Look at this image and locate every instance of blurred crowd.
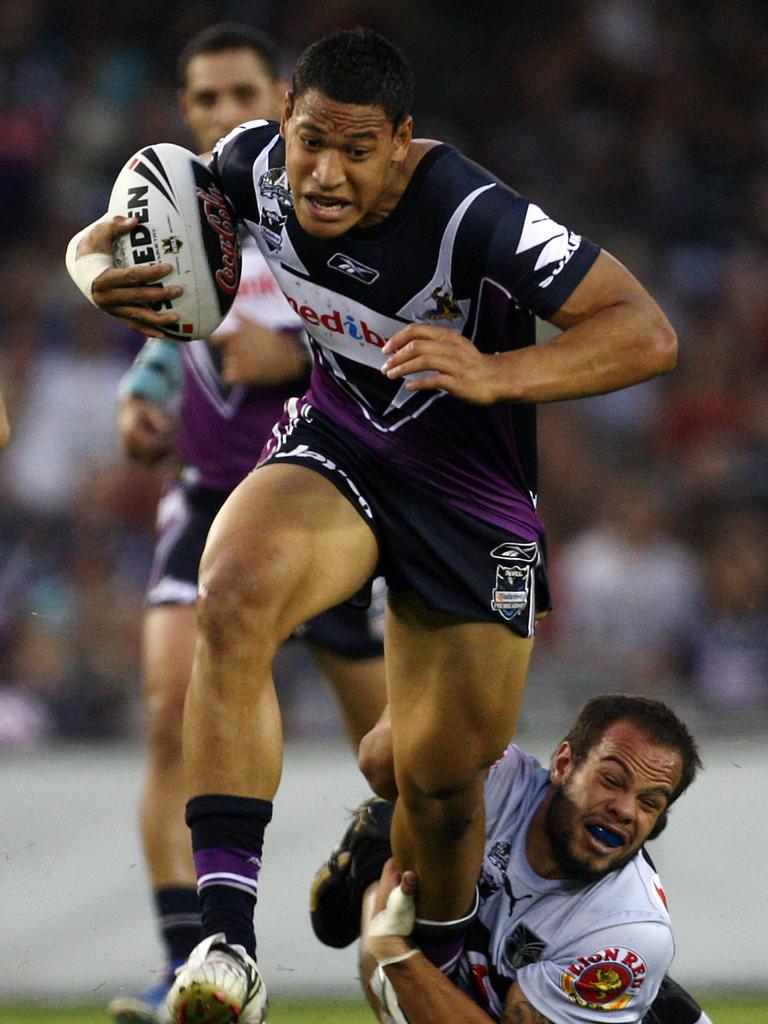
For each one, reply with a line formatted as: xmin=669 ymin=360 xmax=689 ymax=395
xmin=0 ymin=0 xmax=766 ymax=747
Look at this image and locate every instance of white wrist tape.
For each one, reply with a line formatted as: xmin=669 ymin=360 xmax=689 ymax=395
xmin=368 ymin=883 xmax=416 ymax=938
xmin=377 ymin=948 xmax=419 ymax=968
xmin=65 ymin=224 xmax=114 ymax=305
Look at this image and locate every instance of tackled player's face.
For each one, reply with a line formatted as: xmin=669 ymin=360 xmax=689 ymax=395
xmin=180 ymin=49 xmax=285 ymax=154
xmin=281 ymin=88 xmax=412 ymax=238
xmin=543 ymin=721 xmax=682 ymax=881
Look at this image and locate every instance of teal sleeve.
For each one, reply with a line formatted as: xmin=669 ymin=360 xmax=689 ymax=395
xmin=117 ymin=338 xmax=183 ymax=407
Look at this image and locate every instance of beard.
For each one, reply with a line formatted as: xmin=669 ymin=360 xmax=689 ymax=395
xmin=543 ymin=783 xmax=638 ymax=882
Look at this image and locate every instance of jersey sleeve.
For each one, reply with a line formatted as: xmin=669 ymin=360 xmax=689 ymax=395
xmin=478 ymin=187 xmax=601 ymax=320
xmin=484 ymin=745 xmax=540 ymax=832
xmin=515 ymin=919 xmax=674 ymax=1024
xmin=211 ymin=119 xmax=280 ymax=225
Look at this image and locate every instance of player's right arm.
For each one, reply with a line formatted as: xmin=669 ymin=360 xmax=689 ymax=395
xmin=68 ymin=216 xmax=183 ymax=337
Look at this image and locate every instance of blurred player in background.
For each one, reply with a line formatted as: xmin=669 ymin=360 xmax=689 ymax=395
xmin=107 ymin=24 xmax=386 ymax=1024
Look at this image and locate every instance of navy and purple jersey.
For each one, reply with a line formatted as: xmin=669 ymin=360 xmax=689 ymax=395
xmin=212 ymin=120 xmax=600 ymax=539
xmin=177 ymin=236 xmax=305 ymax=491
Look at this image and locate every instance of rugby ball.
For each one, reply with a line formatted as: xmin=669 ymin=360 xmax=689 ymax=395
xmin=108 ymin=143 xmax=241 ymax=340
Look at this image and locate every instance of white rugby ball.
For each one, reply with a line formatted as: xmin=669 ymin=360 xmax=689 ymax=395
xmin=108 ymin=143 xmax=241 ymax=340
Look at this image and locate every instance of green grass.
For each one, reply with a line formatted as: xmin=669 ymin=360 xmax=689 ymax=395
xmin=0 ymin=998 xmax=371 ymax=1024
xmin=0 ymin=992 xmax=766 ymax=1022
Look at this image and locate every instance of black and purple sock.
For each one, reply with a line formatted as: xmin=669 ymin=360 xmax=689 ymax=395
xmin=154 ymin=885 xmax=202 ymax=968
xmin=186 ymin=794 xmax=273 ymax=958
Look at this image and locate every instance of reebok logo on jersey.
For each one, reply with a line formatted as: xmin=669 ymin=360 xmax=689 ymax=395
xmin=561 ymin=946 xmax=647 ymax=1011
xmin=327 ymin=252 xmax=380 ymax=284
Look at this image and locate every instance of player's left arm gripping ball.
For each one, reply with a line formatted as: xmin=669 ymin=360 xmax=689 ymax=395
xmin=381 ymin=325 xmax=502 ymax=405
xmin=67 ymin=215 xmax=183 ymax=338
xmin=66 ymin=143 xmax=242 ymax=341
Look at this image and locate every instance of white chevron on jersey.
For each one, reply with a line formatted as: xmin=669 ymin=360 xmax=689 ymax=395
xmin=515 ymin=203 xmax=580 ymax=282
xmin=396 ymin=183 xmax=494 ymax=329
xmin=248 ymin=136 xmax=310 ymax=276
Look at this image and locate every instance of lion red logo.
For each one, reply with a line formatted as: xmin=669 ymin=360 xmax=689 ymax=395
xmin=561 ymin=946 xmax=647 ymax=1011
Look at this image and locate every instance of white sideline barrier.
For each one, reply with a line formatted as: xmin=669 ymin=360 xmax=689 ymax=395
xmin=0 ymin=736 xmax=765 ymax=999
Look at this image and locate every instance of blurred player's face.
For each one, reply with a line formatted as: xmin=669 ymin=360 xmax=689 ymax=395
xmin=180 ymin=48 xmax=285 ymax=154
xmin=280 ymin=88 xmax=412 ymax=238
xmin=541 ymin=720 xmax=682 ymax=881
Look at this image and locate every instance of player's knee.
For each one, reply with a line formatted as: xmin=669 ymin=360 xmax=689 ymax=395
xmin=399 ymin=773 xmax=481 ymax=842
xmin=196 ymin=552 xmax=283 ymax=654
xmin=395 ymin=728 xmax=495 ymax=799
xmin=358 ymin=725 xmax=397 ymax=800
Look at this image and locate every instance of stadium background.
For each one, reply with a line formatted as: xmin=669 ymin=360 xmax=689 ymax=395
xmin=0 ymin=0 xmax=766 ymax=1018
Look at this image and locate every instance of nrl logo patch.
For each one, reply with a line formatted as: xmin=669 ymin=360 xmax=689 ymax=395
xmin=327 ymin=252 xmax=379 ymax=284
xmin=161 ymin=236 xmax=183 ymax=255
xmin=489 ymin=542 xmax=539 ymax=621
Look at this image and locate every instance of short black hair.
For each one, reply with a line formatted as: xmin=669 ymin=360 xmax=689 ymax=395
xmin=291 ymin=27 xmax=413 ymax=128
xmin=561 ymin=694 xmax=702 ymax=806
xmin=177 ymin=22 xmax=281 ymax=87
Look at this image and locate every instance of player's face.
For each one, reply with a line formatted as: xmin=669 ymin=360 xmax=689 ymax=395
xmin=180 ymin=49 xmax=285 ymax=154
xmin=543 ymin=720 xmax=682 ymax=880
xmin=280 ymin=88 xmax=412 ymax=238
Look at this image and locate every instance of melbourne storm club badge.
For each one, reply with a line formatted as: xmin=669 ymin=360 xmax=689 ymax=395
xmin=489 ymin=542 xmax=539 ymax=621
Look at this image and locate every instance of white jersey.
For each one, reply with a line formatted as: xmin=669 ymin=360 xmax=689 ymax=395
xmin=453 ymin=747 xmax=674 ymax=1023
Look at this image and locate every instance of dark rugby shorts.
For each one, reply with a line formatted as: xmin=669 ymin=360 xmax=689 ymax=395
xmin=146 ymin=479 xmax=384 ymax=659
xmin=259 ymin=406 xmax=551 ymax=638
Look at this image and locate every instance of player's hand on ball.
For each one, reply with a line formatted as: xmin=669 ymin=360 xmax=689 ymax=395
xmin=82 ymin=217 xmax=183 ymax=338
xmin=381 ymin=324 xmax=502 ymax=405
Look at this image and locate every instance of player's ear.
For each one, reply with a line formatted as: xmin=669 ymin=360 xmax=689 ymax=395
xmin=550 ymin=741 xmax=573 ymax=783
xmin=392 ymin=115 xmax=412 ymax=162
xmin=279 ymin=91 xmax=295 ymax=137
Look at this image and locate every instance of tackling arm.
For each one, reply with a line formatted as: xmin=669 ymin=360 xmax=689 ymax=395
xmin=365 ymin=861 xmax=554 ymax=1024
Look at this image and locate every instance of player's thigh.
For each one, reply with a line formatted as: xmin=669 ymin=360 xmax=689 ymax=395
xmin=385 ymin=590 xmax=532 ymax=790
xmin=142 ymin=603 xmax=198 ymax=752
xmin=200 ymin=462 xmax=380 ymax=633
